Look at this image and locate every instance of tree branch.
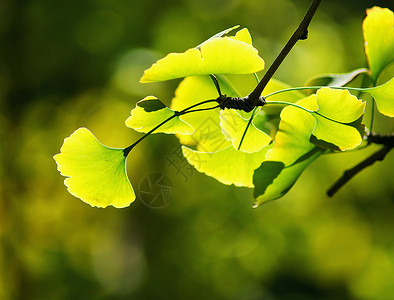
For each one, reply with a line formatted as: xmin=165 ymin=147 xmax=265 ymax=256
xmin=248 ymin=0 xmax=322 ymax=105
xmin=326 ymin=144 xmax=393 ymax=197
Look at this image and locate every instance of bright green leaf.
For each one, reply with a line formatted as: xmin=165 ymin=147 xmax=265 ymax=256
xmin=312 ymin=88 xmax=366 ymax=151
xmin=253 ymin=147 xmax=323 ymax=206
xmin=219 ymin=109 xmax=271 ymax=153
xmin=253 ymin=96 xmax=323 ymax=205
xmin=365 ymin=77 xmax=394 ymax=117
xmin=363 ymin=7 xmax=394 ymax=81
xmin=140 ymin=28 xmax=264 ymax=83
xmin=54 ymin=128 xmax=135 ymax=208
xmin=305 ymin=68 xmax=369 ymax=90
xmin=125 ymin=96 xmax=194 ymax=135
xmin=182 ymin=144 xmax=271 ymax=188
xmin=268 ymin=95 xmax=318 ymax=165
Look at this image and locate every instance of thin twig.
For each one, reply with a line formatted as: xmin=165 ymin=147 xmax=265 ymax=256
xmin=326 ymin=145 xmax=393 ymax=197
xmin=248 ymin=0 xmax=322 ymax=105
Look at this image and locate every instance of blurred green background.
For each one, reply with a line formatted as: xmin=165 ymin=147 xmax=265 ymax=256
xmin=1 ymin=0 xmax=394 ymax=299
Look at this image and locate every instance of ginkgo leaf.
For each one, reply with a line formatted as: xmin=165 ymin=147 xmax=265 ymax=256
xmin=253 ymin=95 xmax=324 ymax=205
xmin=219 ymin=109 xmax=271 ymax=153
xmin=305 ymin=68 xmax=369 ymax=90
xmin=125 ymin=96 xmax=194 ymax=135
xmin=140 ymin=28 xmax=264 ymax=83
xmin=54 ymin=128 xmax=135 ymax=208
xmin=363 ymin=7 xmax=394 ymax=81
xmin=268 ymin=95 xmax=318 ymax=165
xmin=364 ymin=77 xmax=394 ymax=117
xmin=311 ymin=88 xmax=366 ymax=151
xmin=182 ymin=144 xmax=271 ymax=188
xmin=253 ymin=147 xmax=323 ymax=206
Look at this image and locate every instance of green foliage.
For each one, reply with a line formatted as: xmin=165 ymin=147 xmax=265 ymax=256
xmin=140 ymin=28 xmax=264 ymax=82
xmin=219 ymin=109 xmax=271 ymax=153
xmin=125 ymin=96 xmax=194 ymax=134
xmin=54 ymin=6 xmax=393 ymax=208
xmin=365 ymin=77 xmax=394 ymax=117
xmin=54 ymin=128 xmax=135 ymax=208
xmin=363 ymin=7 xmax=394 ymax=82
xmin=311 ymin=88 xmax=366 ymax=151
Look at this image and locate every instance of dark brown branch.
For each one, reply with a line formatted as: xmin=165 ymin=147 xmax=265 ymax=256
xmin=367 ymin=133 xmax=394 ymax=146
xmin=247 ymin=0 xmax=322 ymax=105
xmin=326 ymin=145 xmax=393 ymax=197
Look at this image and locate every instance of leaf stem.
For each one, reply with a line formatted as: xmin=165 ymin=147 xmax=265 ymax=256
xmin=237 ymin=107 xmax=259 ymax=150
xmin=123 ymin=99 xmax=218 ymax=156
xmin=264 ymin=100 xmax=314 ymax=113
xmin=264 ymin=85 xmax=365 ymax=98
xmin=247 ymin=0 xmax=322 ymax=105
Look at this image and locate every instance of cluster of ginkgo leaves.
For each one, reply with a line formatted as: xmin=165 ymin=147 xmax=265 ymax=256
xmin=54 ymin=6 xmax=394 ymax=208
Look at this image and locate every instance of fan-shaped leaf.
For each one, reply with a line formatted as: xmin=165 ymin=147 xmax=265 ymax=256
xmin=363 ymin=7 xmax=394 ymax=81
xmin=253 ymin=95 xmax=323 ymax=205
xmin=365 ymin=77 xmax=394 ymax=117
xmin=253 ymin=147 xmax=323 ymax=206
xmin=182 ymin=145 xmax=271 ymax=188
xmin=54 ymin=128 xmax=135 ymax=208
xmin=125 ymin=96 xmax=194 ymax=135
xmin=311 ymin=88 xmax=366 ymax=151
xmin=140 ymin=28 xmax=264 ymax=83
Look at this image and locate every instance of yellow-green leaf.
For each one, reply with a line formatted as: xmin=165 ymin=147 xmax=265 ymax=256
xmin=363 ymin=7 xmax=394 ymax=81
xmin=140 ymin=28 xmax=264 ymax=83
xmin=312 ymin=88 xmax=366 ymax=151
xmin=268 ymin=95 xmax=318 ymax=165
xmin=125 ymin=96 xmax=194 ymax=135
xmin=182 ymin=144 xmax=271 ymax=188
xmin=54 ymin=128 xmax=135 ymax=208
xmin=253 ymin=96 xmax=323 ymax=205
xmin=219 ymin=109 xmax=271 ymax=153
xmin=365 ymin=77 xmax=394 ymax=117
xmin=253 ymin=147 xmax=323 ymax=206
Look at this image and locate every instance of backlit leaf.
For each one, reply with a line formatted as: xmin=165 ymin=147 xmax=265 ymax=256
xmin=365 ymin=77 xmax=394 ymax=117
xmin=219 ymin=109 xmax=271 ymax=153
xmin=140 ymin=28 xmax=264 ymax=83
xmin=312 ymin=88 xmax=366 ymax=151
xmin=182 ymin=145 xmax=271 ymax=188
xmin=54 ymin=128 xmax=135 ymax=208
xmin=253 ymin=147 xmax=323 ymax=206
xmin=363 ymin=7 xmax=394 ymax=81
xmin=253 ymin=95 xmax=323 ymax=205
xmin=125 ymin=96 xmax=194 ymax=135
